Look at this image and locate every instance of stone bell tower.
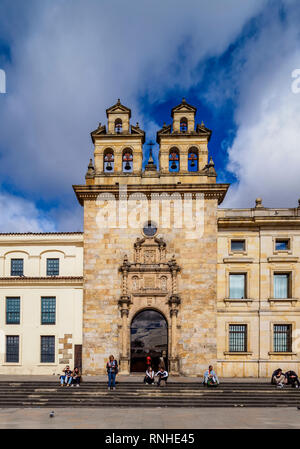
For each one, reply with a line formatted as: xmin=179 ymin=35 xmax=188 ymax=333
xmin=74 ymin=98 xmax=229 ymax=376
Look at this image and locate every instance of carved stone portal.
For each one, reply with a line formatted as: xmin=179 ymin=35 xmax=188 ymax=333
xmin=118 ymin=235 xmax=181 ymax=375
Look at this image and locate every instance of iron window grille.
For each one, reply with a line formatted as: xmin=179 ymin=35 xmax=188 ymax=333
xmin=41 ymin=336 xmax=55 ymax=363
xmin=46 ymin=258 xmax=59 ymax=276
xmin=6 ymin=297 xmax=20 ymax=324
xmin=10 ymin=259 xmax=24 ymax=276
xmin=274 ymin=324 xmax=292 ymax=352
xmin=6 ymin=336 xmax=19 ymax=362
xmin=41 ymin=297 xmax=56 ymax=324
xmin=229 ymin=324 xmax=247 ymax=352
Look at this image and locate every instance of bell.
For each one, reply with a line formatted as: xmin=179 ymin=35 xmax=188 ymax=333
xmin=125 ymin=161 xmax=131 ymax=171
xmin=171 ymin=161 xmax=177 ymax=170
xmin=190 ymin=160 xmax=195 ymax=167
xmin=106 ymin=162 xmax=112 ymax=171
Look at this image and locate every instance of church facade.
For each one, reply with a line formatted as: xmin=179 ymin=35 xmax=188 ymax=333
xmin=73 ymin=99 xmax=300 ymax=378
xmin=0 ymin=99 xmax=300 ymax=377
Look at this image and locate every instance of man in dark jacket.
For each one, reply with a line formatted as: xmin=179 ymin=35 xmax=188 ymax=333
xmin=285 ymin=370 xmax=300 ymax=388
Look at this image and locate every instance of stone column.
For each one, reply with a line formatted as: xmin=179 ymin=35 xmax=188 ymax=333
xmin=118 ymin=254 xmax=131 ymax=374
xmin=168 ymin=295 xmax=180 ymax=375
xmin=168 ymin=255 xmax=181 ymax=374
xmin=118 ymin=295 xmax=131 ymax=374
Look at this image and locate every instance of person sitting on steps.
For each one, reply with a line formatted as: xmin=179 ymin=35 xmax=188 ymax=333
xmin=144 ymin=366 xmax=155 ymax=385
xmin=60 ymin=365 xmax=72 ymax=387
xmin=156 ymin=367 xmax=168 ymax=387
xmin=203 ymin=365 xmax=219 ymax=387
xmin=271 ymin=368 xmax=286 ymax=388
xmin=71 ymin=367 xmax=81 ymax=387
xmin=285 ymin=370 xmax=300 ymax=388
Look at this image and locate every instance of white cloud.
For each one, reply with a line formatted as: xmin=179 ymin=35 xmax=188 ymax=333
xmin=0 ymin=190 xmax=56 ymax=232
xmin=0 ymin=0 xmax=266 ymax=231
xmin=221 ymin=3 xmax=300 ymax=208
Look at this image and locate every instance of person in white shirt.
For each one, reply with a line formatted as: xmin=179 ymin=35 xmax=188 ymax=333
xmin=156 ymin=367 xmax=168 ymax=386
xmin=203 ymin=365 xmax=219 ymax=387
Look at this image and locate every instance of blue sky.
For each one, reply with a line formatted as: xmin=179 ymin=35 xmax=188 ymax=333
xmin=0 ymin=0 xmax=300 ymax=232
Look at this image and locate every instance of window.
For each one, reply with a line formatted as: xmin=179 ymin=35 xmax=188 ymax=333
xmin=274 ymin=273 xmax=290 ymax=299
xmin=188 ymin=148 xmax=198 ymax=172
xmin=275 ymin=239 xmax=290 ymax=251
xmin=229 ymin=274 xmax=246 ymax=299
xmin=169 ymin=148 xmax=180 ymax=172
xmin=231 ymin=240 xmax=245 ymax=252
xmin=180 ymin=118 xmax=188 ymax=133
xmin=6 ymin=336 xmax=19 ymax=362
xmin=46 ymin=258 xmax=59 ymax=276
xmin=11 ymin=259 xmax=24 ymax=276
xmin=41 ymin=297 xmax=56 ymax=324
xmin=229 ymin=325 xmax=247 ymax=352
xmin=41 ymin=336 xmax=55 ymax=363
xmin=115 ymin=118 xmax=122 ymax=133
xmin=143 ymin=221 xmax=157 ymax=237
xmin=6 ymin=297 xmax=20 ymax=324
xmin=122 ymin=149 xmax=133 ymax=172
xmin=104 ymin=149 xmax=114 ymax=172
xmin=274 ymin=324 xmax=292 ymax=352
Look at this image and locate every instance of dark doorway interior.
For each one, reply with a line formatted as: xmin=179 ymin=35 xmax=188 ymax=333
xmin=74 ymin=344 xmax=82 ymax=371
xmin=130 ymin=309 xmax=168 ymax=372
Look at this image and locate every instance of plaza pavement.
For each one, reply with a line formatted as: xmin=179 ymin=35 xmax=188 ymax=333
xmin=0 ymin=407 xmax=299 ymax=429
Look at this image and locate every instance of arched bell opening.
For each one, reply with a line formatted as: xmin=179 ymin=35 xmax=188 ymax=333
xmin=103 ymin=148 xmax=114 ymax=172
xmin=122 ymin=148 xmax=133 ymax=173
xmin=188 ymin=147 xmax=198 ymax=172
xmin=169 ymin=147 xmax=180 ymax=173
xmin=114 ymin=118 xmax=123 ymax=133
xmin=180 ymin=117 xmax=188 ymax=133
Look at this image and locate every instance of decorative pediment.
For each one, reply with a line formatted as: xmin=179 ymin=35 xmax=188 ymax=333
xmin=196 ymin=123 xmax=212 ymax=140
xmin=156 ymin=124 xmax=172 ymax=143
xmin=131 ymin=124 xmax=146 ymax=143
xmin=171 ymin=98 xmax=197 ymax=117
xmin=90 ymin=123 xmax=106 ymax=143
xmin=106 ymin=99 xmax=131 ymax=118
xmin=119 ymin=235 xmax=180 ymax=298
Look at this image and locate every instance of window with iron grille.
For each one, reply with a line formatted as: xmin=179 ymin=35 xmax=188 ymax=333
xmin=46 ymin=258 xmax=59 ymax=276
xmin=274 ymin=324 xmax=292 ymax=352
xmin=6 ymin=297 xmax=20 ymax=324
xmin=6 ymin=336 xmax=19 ymax=362
xmin=41 ymin=336 xmax=55 ymax=363
xmin=41 ymin=297 xmax=56 ymax=324
xmin=10 ymin=259 xmax=24 ymax=276
xmin=229 ymin=324 xmax=247 ymax=352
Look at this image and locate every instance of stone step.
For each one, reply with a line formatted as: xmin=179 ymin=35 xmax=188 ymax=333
xmin=0 ymin=382 xmax=299 ymax=407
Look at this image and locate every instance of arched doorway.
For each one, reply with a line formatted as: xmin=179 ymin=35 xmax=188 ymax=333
xmin=130 ymin=309 xmax=168 ymax=373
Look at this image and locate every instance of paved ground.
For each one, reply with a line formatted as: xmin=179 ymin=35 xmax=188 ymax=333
xmin=0 ymin=407 xmax=299 ymax=429
xmin=0 ymin=375 xmax=270 ymax=383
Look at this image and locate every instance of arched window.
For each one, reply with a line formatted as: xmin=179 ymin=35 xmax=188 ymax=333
xmin=104 ymin=149 xmax=114 ymax=172
xmin=188 ymin=147 xmax=198 ymax=172
xmin=180 ymin=118 xmax=188 ymax=133
xmin=123 ymin=148 xmax=133 ymax=172
xmin=169 ymin=148 xmax=180 ymax=172
xmin=115 ymin=118 xmax=122 ymax=133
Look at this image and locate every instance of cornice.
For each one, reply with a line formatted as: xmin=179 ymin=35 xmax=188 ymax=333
xmin=0 ymin=276 xmax=83 ymax=286
xmin=73 ymin=183 xmax=230 ymax=206
xmin=218 ymin=216 xmax=300 ymax=229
